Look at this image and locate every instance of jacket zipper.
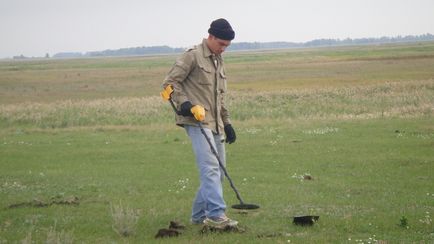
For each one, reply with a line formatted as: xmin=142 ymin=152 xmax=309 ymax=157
xmin=213 ymin=57 xmax=220 ymax=135
xmin=214 ymin=69 xmax=220 ymax=135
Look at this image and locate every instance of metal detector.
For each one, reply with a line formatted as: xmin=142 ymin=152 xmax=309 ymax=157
xmin=161 ymin=85 xmax=260 ymax=210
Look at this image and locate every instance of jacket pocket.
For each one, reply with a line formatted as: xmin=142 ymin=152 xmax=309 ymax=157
xmin=197 ymin=64 xmax=214 ymax=85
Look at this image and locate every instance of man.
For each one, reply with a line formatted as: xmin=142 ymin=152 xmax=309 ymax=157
xmin=162 ymin=18 xmax=237 ymax=228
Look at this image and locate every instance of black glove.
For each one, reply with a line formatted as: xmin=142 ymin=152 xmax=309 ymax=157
xmin=224 ymin=124 xmax=236 ymax=144
xmin=179 ymin=101 xmax=193 ymax=116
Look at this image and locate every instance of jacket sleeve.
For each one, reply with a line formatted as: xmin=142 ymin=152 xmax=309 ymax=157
xmin=162 ymin=51 xmax=195 ymax=106
xmin=220 ymin=66 xmax=231 ymax=125
xmin=221 ymin=98 xmax=231 ymax=125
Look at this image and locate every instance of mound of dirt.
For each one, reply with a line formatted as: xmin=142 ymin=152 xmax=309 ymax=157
xmin=154 ymin=228 xmax=181 ymax=238
xmin=200 ymin=224 xmax=245 ymax=234
xmin=155 ymin=221 xmax=185 ymax=239
xmin=7 ymin=196 xmax=79 ymax=209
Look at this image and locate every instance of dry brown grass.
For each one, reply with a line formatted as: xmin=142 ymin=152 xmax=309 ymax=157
xmin=110 ymin=201 xmax=140 ymax=237
xmin=1 ymin=43 xmax=433 ymax=128
xmin=228 ymin=55 xmax=434 ymax=91
xmin=0 ymin=56 xmax=173 ymax=104
xmin=0 ymin=95 xmax=166 ymax=128
xmin=229 ymin=79 xmax=434 ymax=121
xmin=2 ymin=42 xmax=434 ymax=105
xmin=0 ymin=79 xmax=432 ymax=129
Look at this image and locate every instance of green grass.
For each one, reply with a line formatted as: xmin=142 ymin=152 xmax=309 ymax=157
xmin=0 ymin=42 xmax=433 ymax=243
xmin=0 ymin=119 xmax=433 ymax=242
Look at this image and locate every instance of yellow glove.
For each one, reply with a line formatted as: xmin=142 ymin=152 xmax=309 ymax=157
xmin=190 ymin=105 xmax=205 ymax=122
xmin=160 ymin=85 xmax=173 ymax=101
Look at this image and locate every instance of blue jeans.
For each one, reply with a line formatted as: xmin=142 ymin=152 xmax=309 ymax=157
xmin=185 ymin=125 xmax=226 ymax=221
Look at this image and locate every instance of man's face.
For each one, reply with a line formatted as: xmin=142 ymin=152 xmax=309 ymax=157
xmin=207 ymin=35 xmax=231 ymax=55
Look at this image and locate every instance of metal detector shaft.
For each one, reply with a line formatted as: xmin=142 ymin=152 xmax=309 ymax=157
xmin=163 ymin=92 xmax=253 ymax=207
xmin=197 ymin=123 xmax=245 ymax=205
xmin=168 ymin=99 xmax=179 ymax=115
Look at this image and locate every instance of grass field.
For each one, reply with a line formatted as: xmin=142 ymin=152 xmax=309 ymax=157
xmin=0 ymin=42 xmax=433 ymax=243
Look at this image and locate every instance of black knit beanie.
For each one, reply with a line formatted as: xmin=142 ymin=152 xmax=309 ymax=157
xmin=208 ymin=18 xmax=235 ymax=41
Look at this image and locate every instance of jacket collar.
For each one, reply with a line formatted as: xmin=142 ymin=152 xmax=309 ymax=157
xmin=202 ymin=38 xmax=213 ymax=58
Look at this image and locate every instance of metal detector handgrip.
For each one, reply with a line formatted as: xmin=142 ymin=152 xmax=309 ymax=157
xmin=161 ymin=85 xmax=204 ymax=121
xmin=161 ymin=85 xmax=180 ymax=115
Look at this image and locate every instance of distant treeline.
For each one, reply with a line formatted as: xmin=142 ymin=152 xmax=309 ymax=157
xmin=52 ymin=46 xmax=184 ymax=58
xmin=229 ymin=33 xmax=434 ymax=50
xmin=50 ymin=33 xmax=434 ymax=58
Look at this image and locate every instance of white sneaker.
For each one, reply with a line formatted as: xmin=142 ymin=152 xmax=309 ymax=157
xmin=203 ymin=215 xmax=238 ymax=229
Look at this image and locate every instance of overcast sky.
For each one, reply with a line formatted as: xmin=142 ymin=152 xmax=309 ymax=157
xmin=1 ymin=0 xmax=433 ymax=58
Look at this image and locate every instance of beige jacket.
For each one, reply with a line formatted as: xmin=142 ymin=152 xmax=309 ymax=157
xmin=163 ymin=39 xmax=231 ymax=134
